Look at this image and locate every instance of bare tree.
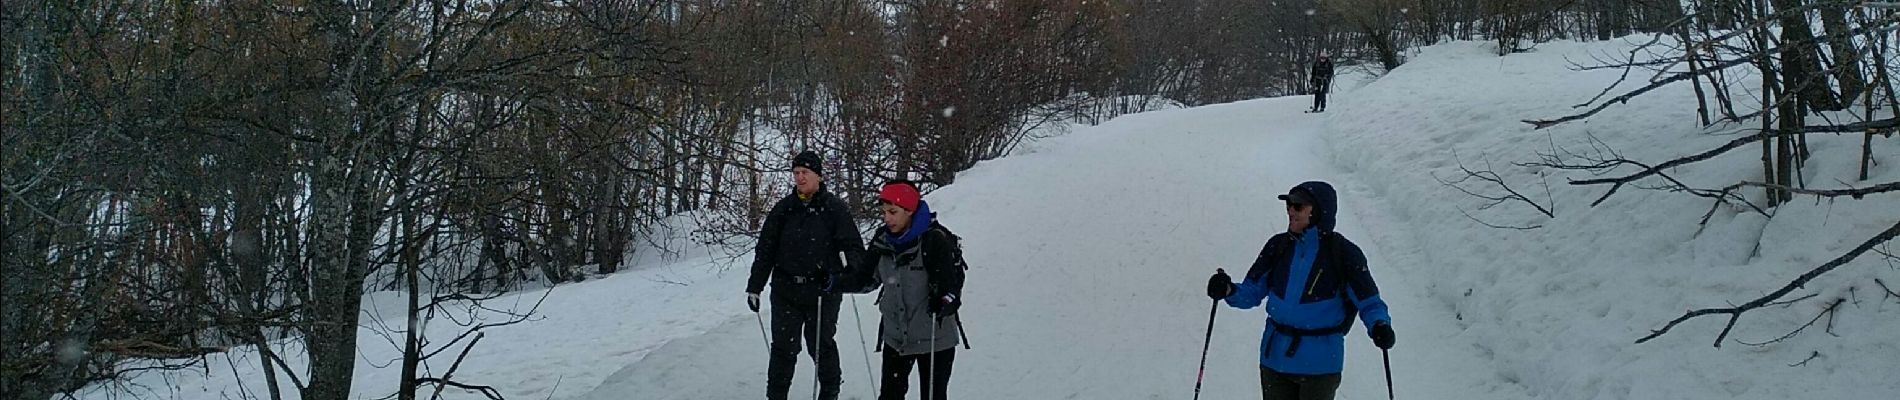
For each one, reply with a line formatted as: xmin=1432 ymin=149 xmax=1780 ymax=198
xmin=1513 ymin=1 xmax=1898 ymax=348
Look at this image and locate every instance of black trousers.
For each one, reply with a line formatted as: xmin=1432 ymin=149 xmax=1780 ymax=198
xmin=1260 ymin=366 xmax=1340 ymax=400
xmin=1311 ymin=84 xmax=1330 ymax=111
xmin=767 ymin=286 xmax=842 ymax=400
xmin=879 ymin=345 xmax=955 ymax=400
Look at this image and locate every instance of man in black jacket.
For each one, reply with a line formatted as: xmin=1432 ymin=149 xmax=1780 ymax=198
xmin=1310 ymin=54 xmax=1334 ymax=113
xmin=747 ymin=150 xmax=864 ymax=400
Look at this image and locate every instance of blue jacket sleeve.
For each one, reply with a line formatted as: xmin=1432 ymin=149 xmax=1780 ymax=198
xmin=1335 ymin=238 xmax=1391 ymax=327
xmin=1224 ymin=273 xmax=1270 ymax=309
xmin=1223 ymin=240 xmax=1278 ymax=309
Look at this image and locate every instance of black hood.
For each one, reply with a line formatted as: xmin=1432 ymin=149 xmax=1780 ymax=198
xmin=1292 ymin=181 xmax=1338 ymax=232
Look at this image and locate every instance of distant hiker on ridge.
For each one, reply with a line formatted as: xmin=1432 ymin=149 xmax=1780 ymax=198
xmin=1310 ymin=54 xmax=1334 ymax=113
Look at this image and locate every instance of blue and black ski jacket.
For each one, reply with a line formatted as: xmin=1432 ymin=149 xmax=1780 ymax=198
xmin=1222 ymin=181 xmax=1392 ymax=375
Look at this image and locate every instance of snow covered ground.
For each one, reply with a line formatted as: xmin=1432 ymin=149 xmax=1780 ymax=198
xmin=75 ymin=37 xmax=1897 ymax=400
xmin=1326 ymin=39 xmax=1899 ymax=400
xmin=579 ymin=92 xmax=1526 ymax=400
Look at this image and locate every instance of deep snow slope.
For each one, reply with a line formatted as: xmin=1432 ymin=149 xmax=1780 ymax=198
xmin=1326 ymin=39 xmax=1899 ymax=400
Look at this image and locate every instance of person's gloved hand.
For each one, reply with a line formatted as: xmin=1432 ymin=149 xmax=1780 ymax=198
xmin=825 ymin=272 xmax=863 ymax=294
xmin=1206 ymin=269 xmax=1236 ymax=300
xmin=747 ymin=292 xmax=761 ymax=313
xmin=1370 ymin=321 xmax=1395 ymax=349
xmin=930 ymin=293 xmax=961 ymax=316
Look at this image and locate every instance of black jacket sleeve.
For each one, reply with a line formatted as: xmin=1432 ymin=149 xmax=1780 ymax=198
xmin=1243 ymin=234 xmax=1287 ymax=280
xmin=830 ymin=247 xmax=883 ymax=294
xmin=828 ymin=195 xmax=866 ymax=274
xmin=747 ymin=199 xmax=788 ymax=294
xmin=921 ymin=229 xmax=965 ymax=298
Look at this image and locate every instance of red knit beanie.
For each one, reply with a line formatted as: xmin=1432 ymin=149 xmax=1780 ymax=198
xmin=878 ymin=181 xmax=921 ymax=212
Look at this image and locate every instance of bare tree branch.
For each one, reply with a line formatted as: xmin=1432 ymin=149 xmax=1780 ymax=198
xmin=1551 ymin=130 xmax=1772 ymax=207
xmin=1788 ymin=351 xmax=1821 ymax=367
xmin=1876 ymin=279 xmax=1900 ymax=301
xmin=1432 ymin=155 xmax=1556 ymax=228
xmin=1736 ymin=297 xmax=1843 ymax=346
xmin=1637 ymin=220 xmax=1900 ymax=346
xmin=422 ymin=333 xmax=495 ymax=400
xmin=1733 ymin=180 xmax=1900 ymax=199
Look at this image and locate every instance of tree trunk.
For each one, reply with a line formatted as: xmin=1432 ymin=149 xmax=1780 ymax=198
xmin=1818 ymin=6 xmax=1864 ymax=104
xmin=398 ymin=203 xmax=422 ymax=400
xmin=1594 ymin=0 xmax=1613 ymax=41
xmin=1772 ymin=0 xmax=1845 ymax=111
xmin=480 ymin=213 xmax=506 ymax=292
xmin=595 ymin=173 xmax=623 ymax=275
xmin=1756 ymin=12 xmax=1782 ymax=207
xmin=231 ymin=172 xmax=284 ymax=400
xmin=1864 ymin=82 xmax=1878 ymax=181
xmin=1682 ymin=26 xmax=1712 ymax=126
xmin=1867 ymin=10 xmax=1900 ymax=181
xmin=1778 ymin=94 xmax=1800 ymax=204
xmin=303 ymin=152 xmax=367 ymax=400
xmin=542 ymin=178 xmax=570 ymax=283
xmin=304 ymin=1 xmax=384 ymax=396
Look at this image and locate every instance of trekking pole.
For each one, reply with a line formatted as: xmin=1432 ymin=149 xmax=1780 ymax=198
xmin=929 ymin=316 xmax=939 ymax=400
xmin=851 ymin=295 xmax=878 ymax=396
xmin=1382 ymin=348 xmax=1395 ymax=400
xmin=1192 ymin=268 xmax=1223 ymax=400
xmin=954 ymin=316 xmax=971 ymax=350
xmin=755 ymin=308 xmax=770 ymax=352
xmin=813 ymin=293 xmax=824 ymax=400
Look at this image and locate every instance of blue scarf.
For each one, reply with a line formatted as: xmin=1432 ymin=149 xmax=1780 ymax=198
xmin=884 ymin=200 xmax=934 ymax=250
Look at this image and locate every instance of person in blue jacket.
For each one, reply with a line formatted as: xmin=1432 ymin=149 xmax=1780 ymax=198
xmin=1205 ymin=181 xmax=1395 ymax=399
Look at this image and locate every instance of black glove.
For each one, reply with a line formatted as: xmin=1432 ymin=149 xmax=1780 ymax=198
xmin=1370 ymin=321 xmax=1395 ymax=349
xmin=747 ymin=292 xmax=761 ymax=313
xmin=826 ymin=271 xmax=865 ymax=295
xmin=1206 ymin=269 xmax=1236 ymax=300
xmin=930 ymin=293 xmax=961 ymax=316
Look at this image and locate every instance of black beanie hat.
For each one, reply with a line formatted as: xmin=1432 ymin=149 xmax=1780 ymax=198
xmin=792 ymin=151 xmax=823 ymax=175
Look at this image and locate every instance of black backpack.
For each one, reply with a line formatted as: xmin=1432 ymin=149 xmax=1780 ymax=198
xmin=926 ymin=216 xmax=971 ymax=273
xmin=926 ymin=215 xmax=975 ymax=348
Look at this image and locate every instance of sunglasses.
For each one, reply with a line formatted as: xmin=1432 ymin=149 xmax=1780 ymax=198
xmin=1285 ymin=202 xmax=1311 ymax=211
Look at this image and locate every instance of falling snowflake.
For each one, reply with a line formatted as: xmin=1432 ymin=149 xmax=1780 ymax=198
xmin=942 ymin=107 xmax=957 ymax=118
xmin=57 ymin=338 xmax=87 ymax=364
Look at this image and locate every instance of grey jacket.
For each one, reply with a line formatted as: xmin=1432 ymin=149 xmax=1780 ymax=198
xmin=839 ymin=228 xmax=962 ymax=355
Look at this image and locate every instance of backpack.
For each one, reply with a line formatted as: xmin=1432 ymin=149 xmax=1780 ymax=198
xmin=926 ymin=214 xmax=975 ymax=349
xmin=926 ymin=215 xmax=971 ymax=273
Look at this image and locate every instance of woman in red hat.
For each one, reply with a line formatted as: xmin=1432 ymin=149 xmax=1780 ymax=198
xmin=831 ymin=180 xmax=965 ymax=400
